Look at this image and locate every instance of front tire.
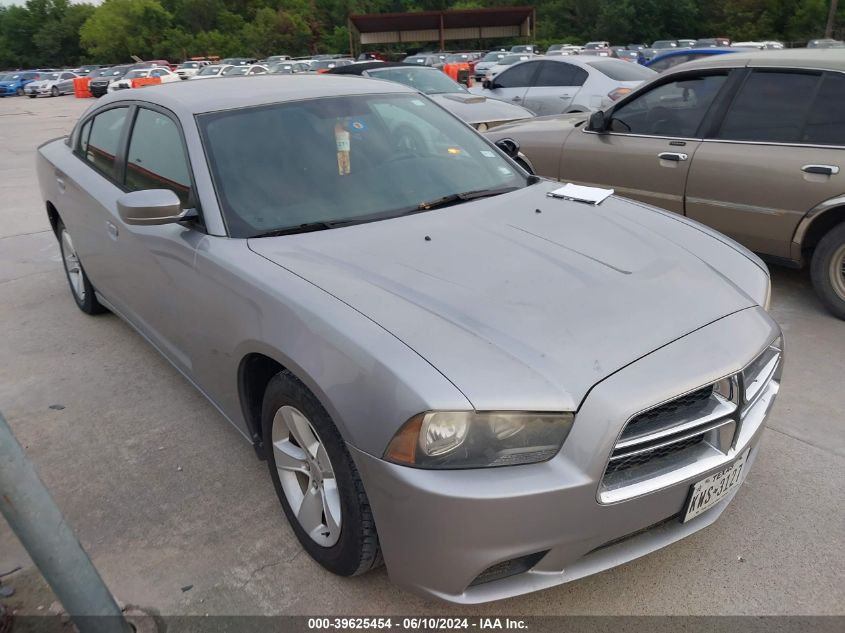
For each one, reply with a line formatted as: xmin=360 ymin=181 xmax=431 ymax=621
xmin=810 ymin=223 xmax=845 ymax=320
xmin=51 ymin=86 xmax=59 ymax=97
xmin=58 ymin=221 xmax=106 ymax=315
xmin=261 ymin=371 xmax=381 ymax=576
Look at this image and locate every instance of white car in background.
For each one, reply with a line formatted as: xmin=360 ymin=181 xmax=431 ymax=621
xmin=190 ymin=65 xmax=233 ymax=80
xmin=472 ymin=56 xmax=656 ymax=115
xmin=221 ymin=64 xmax=269 ymax=77
xmin=174 ymin=61 xmax=210 ymax=79
xmin=108 ymin=67 xmax=180 ymax=92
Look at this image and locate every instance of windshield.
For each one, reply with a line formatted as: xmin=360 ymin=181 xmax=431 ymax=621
xmin=403 ymin=56 xmax=430 ymax=65
xmin=481 ymin=52 xmax=506 ymax=62
xmin=312 ymin=60 xmax=341 ymax=70
xmin=198 ymin=66 xmax=221 ymax=75
xmin=269 ymin=63 xmax=294 ymax=73
xmin=124 ymin=70 xmax=146 ymax=78
xmin=178 ymin=62 xmax=199 ymax=69
xmin=367 ymin=67 xmax=465 ymax=94
xmin=198 ymin=94 xmax=527 ymax=238
xmin=106 ymin=67 xmax=129 ymax=77
xmin=653 ymin=41 xmax=678 ymax=49
xmin=587 ymin=60 xmax=656 ymax=81
xmin=223 ymin=66 xmax=249 ymax=76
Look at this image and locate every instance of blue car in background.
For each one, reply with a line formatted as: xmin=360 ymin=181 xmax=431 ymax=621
xmin=0 ymin=71 xmax=42 ymax=97
xmin=645 ymin=48 xmax=739 ymax=72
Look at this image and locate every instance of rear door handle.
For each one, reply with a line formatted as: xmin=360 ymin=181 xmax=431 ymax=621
xmin=658 ymin=152 xmax=688 ymax=162
xmin=54 ymin=169 xmax=66 ymax=192
xmin=802 ymin=164 xmax=839 ymax=176
xmin=512 ymin=96 xmax=522 ymax=102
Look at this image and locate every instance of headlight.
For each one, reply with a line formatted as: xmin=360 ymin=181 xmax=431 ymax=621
xmin=476 ymin=122 xmax=489 ymax=132
xmin=384 ymin=411 xmax=574 ymax=469
xmin=741 ymin=335 xmax=782 ymax=406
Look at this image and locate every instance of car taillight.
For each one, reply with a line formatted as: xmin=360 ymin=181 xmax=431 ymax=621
xmin=608 ymin=87 xmax=633 ymax=101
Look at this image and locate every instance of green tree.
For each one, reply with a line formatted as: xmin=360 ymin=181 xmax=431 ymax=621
xmin=79 ymin=0 xmax=173 ymax=61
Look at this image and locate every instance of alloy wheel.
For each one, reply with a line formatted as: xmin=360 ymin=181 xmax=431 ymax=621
xmin=60 ymin=229 xmax=86 ymax=302
xmin=271 ymin=405 xmax=342 ymax=547
xmin=831 ymin=242 xmax=845 ymax=301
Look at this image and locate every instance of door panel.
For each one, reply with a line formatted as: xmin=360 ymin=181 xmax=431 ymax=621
xmin=522 ymin=61 xmax=587 ymax=115
xmin=560 ymin=129 xmax=698 ymax=213
xmin=685 ymin=142 xmax=843 ymax=257
xmin=686 ymin=69 xmax=845 ymax=258
xmin=486 ymin=61 xmax=539 ymax=106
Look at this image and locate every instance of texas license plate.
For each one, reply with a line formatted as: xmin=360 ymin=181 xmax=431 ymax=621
xmin=682 ymin=449 xmax=749 ymax=523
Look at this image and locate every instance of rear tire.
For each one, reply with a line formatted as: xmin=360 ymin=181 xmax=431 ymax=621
xmin=28 ymin=94 xmax=36 ymax=99
xmin=57 ymin=220 xmax=107 ymax=315
xmin=261 ymin=370 xmax=382 ymax=576
xmin=16 ymin=87 xmax=24 ymax=96
xmin=810 ymin=223 xmax=845 ymax=320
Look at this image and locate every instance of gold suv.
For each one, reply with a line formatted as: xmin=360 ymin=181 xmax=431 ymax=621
xmin=487 ymin=49 xmax=845 ymax=319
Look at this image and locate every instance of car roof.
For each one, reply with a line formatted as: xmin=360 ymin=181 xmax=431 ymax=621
xmin=651 ymin=48 xmax=736 ymax=60
xmin=675 ymin=47 xmax=845 ymax=72
xmin=96 ymin=75 xmax=414 ymax=114
xmin=327 ymin=62 xmax=432 ymax=75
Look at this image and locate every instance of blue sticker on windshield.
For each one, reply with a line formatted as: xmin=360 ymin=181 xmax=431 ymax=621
xmin=350 ymin=120 xmax=367 ymax=132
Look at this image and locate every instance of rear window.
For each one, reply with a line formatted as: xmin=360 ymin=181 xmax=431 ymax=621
xmin=587 ymin=60 xmax=656 ymax=81
xmin=803 ymin=72 xmax=845 ymax=145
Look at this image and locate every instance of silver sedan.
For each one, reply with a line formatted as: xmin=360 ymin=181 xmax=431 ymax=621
xmin=24 ymin=71 xmax=79 ymax=97
xmin=37 ymin=76 xmax=781 ymax=603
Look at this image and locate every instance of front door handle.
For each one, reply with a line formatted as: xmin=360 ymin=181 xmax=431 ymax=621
xmin=512 ymin=96 xmax=522 ymax=102
xmin=658 ymin=152 xmax=688 ymax=162
xmin=802 ymin=164 xmax=840 ymax=176
xmin=106 ymin=221 xmax=118 ymax=239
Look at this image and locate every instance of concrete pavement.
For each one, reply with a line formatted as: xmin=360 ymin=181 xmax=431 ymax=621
xmin=0 ymin=95 xmax=843 ymax=616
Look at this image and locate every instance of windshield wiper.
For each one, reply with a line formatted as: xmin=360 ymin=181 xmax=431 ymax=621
xmin=417 ymin=186 xmax=519 ymax=211
xmin=250 ymin=220 xmax=353 ymax=238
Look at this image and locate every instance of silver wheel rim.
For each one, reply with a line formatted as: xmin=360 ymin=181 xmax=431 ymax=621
xmin=831 ymin=243 xmax=845 ymax=301
xmin=272 ymin=406 xmax=341 ymax=547
xmin=61 ymin=229 xmax=86 ymax=302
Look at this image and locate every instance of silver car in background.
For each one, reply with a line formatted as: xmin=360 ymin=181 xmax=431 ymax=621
xmin=37 ymin=76 xmax=781 ymax=604
xmin=24 ymin=71 xmax=79 ymax=97
xmin=473 ymin=56 xmax=657 ymax=114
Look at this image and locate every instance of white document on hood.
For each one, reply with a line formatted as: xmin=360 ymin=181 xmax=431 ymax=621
xmin=547 ymin=183 xmax=614 ymax=205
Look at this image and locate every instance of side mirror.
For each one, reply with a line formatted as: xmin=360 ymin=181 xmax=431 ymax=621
xmin=588 ymin=110 xmax=608 ymax=132
xmin=117 ymin=189 xmax=187 ymax=226
xmin=495 ymin=137 xmax=520 ymax=159
xmin=482 ymin=79 xmax=498 ymax=89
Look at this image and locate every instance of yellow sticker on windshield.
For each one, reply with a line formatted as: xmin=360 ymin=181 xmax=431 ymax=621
xmin=447 ymin=147 xmax=461 ymax=155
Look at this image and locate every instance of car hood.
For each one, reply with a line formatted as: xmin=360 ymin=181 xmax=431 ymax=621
xmin=0 ymin=81 xmax=17 ymax=87
xmin=486 ymin=112 xmax=590 ymax=141
xmin=248 ymin=182 xmax=758 ymax=412
xmin=28 ymin=80 xmax=53 ymax=88
xmin=429 ymin=93 xmax=534 ymax=125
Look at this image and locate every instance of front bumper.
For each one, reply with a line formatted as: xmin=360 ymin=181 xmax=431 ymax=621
xmin=0 ymin=86 xmax=17 ymax=96
xmin=351 ymin=307 xmax=781 ymax=603
xmin=89 ymin=83 xmax=109 ymax=97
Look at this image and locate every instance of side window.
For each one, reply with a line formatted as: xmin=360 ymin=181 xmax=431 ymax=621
xmin=125 ymin=108 xmax=192 ymax=207
xmin=77 ymin=120 xmax=92 ymax=156
xmin=802 ymin=72 xmax=845 ymax=146
xmin=534 ymin=61 xmax=587 ymax=87
xmin=495 ymin=62 xmax=539 ymax=88
xmin=84 ymin=107 xmax=129 ymax=176
xmin=151 ymin=69 xmax=165 ymax=77
xmin=716 ymin=71 xmax=820 ymax=143
xmin=610 ymin=74 xmax=727 ymax=137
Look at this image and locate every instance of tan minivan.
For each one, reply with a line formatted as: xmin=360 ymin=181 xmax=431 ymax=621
xmin=487 ymin=49 xmax=845 ymax=319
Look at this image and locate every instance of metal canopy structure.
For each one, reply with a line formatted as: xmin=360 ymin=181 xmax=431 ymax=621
xmin=348 ymin=7 xmax=536 ymax=51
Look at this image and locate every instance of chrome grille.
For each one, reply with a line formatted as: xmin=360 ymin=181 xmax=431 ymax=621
xmin=600 ymin=337 xmax=783 ymax=501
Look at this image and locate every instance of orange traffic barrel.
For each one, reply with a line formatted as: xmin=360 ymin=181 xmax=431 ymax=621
xmin=73 ymin=77 xmax=92 ymax=98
